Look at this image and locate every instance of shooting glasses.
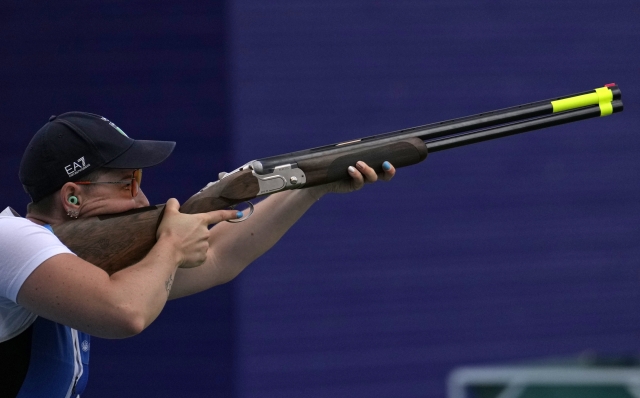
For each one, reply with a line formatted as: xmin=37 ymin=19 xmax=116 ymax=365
xmin=76 ymin=169 xmax=143 ymax=198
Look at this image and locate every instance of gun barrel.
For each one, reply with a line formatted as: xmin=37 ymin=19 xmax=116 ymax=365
xmin=426 ymin=100 xmax=624 ymax=153
xmin=253 ymin=84 xmax=622 ymax=174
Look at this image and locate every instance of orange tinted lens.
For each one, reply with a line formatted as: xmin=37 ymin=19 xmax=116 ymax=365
xmin=134 ymin=169 xmax=142 ymax=185
xmin=131 ymin=169 xmax=142 ymax=197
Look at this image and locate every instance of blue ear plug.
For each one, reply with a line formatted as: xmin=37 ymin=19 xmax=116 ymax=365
xmin=68 ymin=196 xmax=79 ymax=205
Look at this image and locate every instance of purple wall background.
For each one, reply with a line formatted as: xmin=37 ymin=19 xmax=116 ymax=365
xmin=2 ymin=1 xmax=640 ymax=397
xmin=229 ymin=1 xmax=640 ymax=397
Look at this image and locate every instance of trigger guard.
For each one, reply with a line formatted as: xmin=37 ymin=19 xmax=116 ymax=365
xmin=226 ymin=201 xmax=255 ymax=223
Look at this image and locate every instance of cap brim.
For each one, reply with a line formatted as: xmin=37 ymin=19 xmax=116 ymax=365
xmin=104 ymin=140 xmax=176 ymax=169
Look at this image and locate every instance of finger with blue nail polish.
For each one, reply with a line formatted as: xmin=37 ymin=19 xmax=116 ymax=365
xmin=378 ymin=161 xmax=395 ymax=181
xmin=236 ymin=211 xmax=243 ymax=219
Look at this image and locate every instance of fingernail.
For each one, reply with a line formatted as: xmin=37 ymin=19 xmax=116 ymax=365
xmin=382 ymin=161 xmax=391 ymax=171
xmin=356 ymin=161 xmax=365 ymax=169
xmin=348 ymin=166 xmax=357 ymax=174
xmin=236 ymin=211 xmax=243 ymax=218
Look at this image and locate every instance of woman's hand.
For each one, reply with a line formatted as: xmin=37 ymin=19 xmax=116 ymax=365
xmin=308 ymin=160 xmax=396 ymax=198
xmin=156 ymin=198 xmax=241 ymax=268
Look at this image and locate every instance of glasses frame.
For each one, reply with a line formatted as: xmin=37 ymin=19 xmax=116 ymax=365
xmin=75 ymin=169 xmax=142 ymax=198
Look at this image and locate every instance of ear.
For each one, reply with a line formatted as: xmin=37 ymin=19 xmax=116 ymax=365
xmin=60 ymin=182 xmax=83 ymax=208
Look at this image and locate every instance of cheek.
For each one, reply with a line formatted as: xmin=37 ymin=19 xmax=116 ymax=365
xmin=77 ymin=198 xmax=137 ymax=218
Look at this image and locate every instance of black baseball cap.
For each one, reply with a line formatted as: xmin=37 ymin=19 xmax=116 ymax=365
xmin=20 ymin=112 xmax=176 ymax=203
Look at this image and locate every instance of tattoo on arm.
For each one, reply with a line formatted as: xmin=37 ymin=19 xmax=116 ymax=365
xmin=165 ymin=274 xmax=174 ymax=295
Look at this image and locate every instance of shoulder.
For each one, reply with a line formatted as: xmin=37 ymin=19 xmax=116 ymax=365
xmin=0 ymin=208 xmax=73 ymax=302
xmin=0 ymin=213 xmax=58 ymax=246
xmin=0 ymin=208 xmax=73 ymax=259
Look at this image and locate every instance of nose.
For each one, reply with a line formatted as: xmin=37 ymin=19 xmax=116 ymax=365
xmin=135 ymin=189 xmax=150 ymax=207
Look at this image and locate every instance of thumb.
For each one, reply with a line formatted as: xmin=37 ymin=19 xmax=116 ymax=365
xmin=164 ymin=198 xmax=181 ymax=214
xmin=156 ymin=198 xmax=182 ymax=240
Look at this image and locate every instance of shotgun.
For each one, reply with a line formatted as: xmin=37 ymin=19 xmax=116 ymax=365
xmin=52 ymin=84 xmax=624 ymax=274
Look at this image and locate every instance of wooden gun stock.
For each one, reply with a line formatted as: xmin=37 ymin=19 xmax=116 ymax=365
xmin=53 ymin=168 xmax=260 ymax=274
xmin=54 ymin=206 xmax=165 ymax=275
